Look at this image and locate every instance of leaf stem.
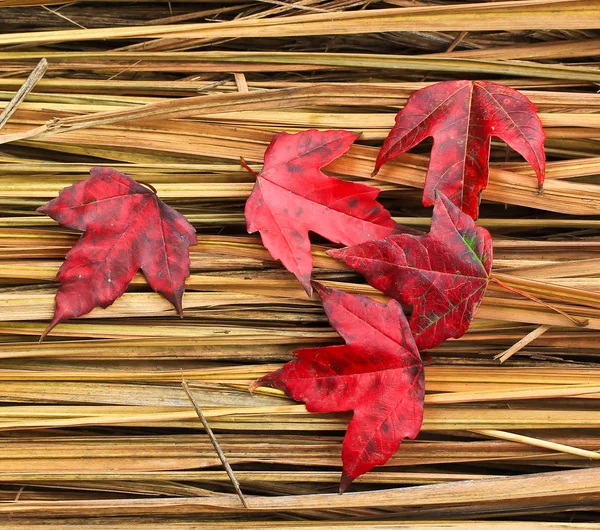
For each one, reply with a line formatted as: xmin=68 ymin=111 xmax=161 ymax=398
xmin=135 ymin=180 xmax=158 ymax=194
xmin=240 ymin=156 xmax=260 ymax=179
xmin=490 ymin=275 xmax=588 ymax=327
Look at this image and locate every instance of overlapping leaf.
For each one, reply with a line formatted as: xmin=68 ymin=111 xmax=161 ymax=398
xmin=373 ymin=80 xmax=546 ymax=219
xmin=38 ymin=167 xmax=197 ymax=339
xmin=252 ymin=283 xmax=424 ymax=492
xmin=244 ymin=129 xmax=395 ymax=294
xmin=329 ymin=194 xmax=493 ymax=350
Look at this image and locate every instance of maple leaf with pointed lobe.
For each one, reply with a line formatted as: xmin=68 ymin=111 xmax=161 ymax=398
xmin=243 ymin=129 xmax=395 ymax=294
xmin=329 ymin=193 xmax=492 ymax=351
xmin=252 ymin=283 xmax=424 ymax=493
xmin=38 ymin=167 xmax=197 ymax=339
xmin=373 ymin=80 xmax=545 ymax=219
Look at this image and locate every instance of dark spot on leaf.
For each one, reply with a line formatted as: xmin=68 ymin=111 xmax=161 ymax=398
xmin=407 ymin=364 xmax=421 ymax=380
xmin=286 ymin=161 xmax=304 ymax=174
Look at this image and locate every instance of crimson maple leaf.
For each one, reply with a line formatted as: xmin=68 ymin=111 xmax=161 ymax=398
xmin=252 ymin=283 xmax=424 ymax=493
xmin=244 ymin=129 xmax=395 ymax=294
xmin=38 ymin=167 xmax=197 ymax=339
xmin=373 ymin=80 xmax=545 ymax=219
xmin=329 ymin=193 xmax=492 ymax=351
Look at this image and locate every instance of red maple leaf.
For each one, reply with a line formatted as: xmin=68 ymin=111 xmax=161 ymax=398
xmin=252 ymin=283 xmax=424 ymax=493
xmin=372 ymin=80 xmax=545 ymax=219
xmin=38 ymin=167 xmax=197 ymax=339
xmin=243 ymin=129 xmax=395 ymax=294
xmin=329 ymin=193 xmax=492 ymax=351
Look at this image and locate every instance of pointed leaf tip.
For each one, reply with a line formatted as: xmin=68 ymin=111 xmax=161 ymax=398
xmin=303 ymin=278 xmax=313 ymax=297
xmin=39 ymin=317 xmax=60 ymax=342
xmin=174 ymin=298 xmax=184 ymax=318
xmin=248 ymin=379 xmax=261 ymax=394
xmin=339 ymin=472 xmax=353 ymax=494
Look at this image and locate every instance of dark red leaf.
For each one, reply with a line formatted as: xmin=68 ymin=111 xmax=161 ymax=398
xmin=329 ymin=193 xmax=492 ymax=351
xmin=37 ymin=167 xmax=197 ymax=339
xmin=244 ymin=129 xmax=395 ymax=294
xmin=373 ymin=80 xmax=546 ymax=219
xmin=252 ymin=282 xmax=424 ymax=492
